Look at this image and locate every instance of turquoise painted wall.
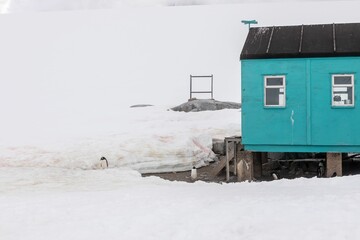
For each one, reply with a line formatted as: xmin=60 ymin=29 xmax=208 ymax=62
xmin=241 ymin=57 xmax=360 ymax=152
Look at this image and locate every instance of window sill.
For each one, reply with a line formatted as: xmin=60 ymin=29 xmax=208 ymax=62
xmin=331 ymin=105 xmax=355 ymax=109
xmin=264 ymin=106 xmax=286 ymax=109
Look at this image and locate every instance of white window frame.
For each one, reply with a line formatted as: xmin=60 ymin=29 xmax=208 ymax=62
xmin=264 ymin=75 xmax=286 ymax=107
xmin=332 ymin=74 xmax=354 ymax=107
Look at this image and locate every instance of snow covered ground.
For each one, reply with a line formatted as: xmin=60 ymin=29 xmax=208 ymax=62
xmin=1 ymin=167 xmax=360 ymax=240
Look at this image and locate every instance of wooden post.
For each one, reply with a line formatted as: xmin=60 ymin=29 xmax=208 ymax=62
xmin=261 ymin=152 xmax=268 ymax=164
xmin=237 ymin=151 xmax=254 ymax=182
xmin=253 ymin=152 xmax=262 ymax=179
xmin=226 ymin=141 xmax=230 ymax=182
xmin=224 ymin=136 xmax=242 ymax=182
xmin=326 ymin=152 xmax=342 ymax=177
xmin=234 ymin=142 xmax=237 ymax=176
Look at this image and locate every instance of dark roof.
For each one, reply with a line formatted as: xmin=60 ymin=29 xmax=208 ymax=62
xmin=240 ymin=23 xmax=360 ymax=60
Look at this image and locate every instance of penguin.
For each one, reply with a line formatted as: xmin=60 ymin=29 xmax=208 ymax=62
xmin=272 ymin=172 xmax=279 ymax=180
xmin=191 ymin=166 xmax=197 ymax=180
xmin=317 ymin=161 xmax=324 ymax=178
xmin=100 ymin=156 xmax=109 ymax=169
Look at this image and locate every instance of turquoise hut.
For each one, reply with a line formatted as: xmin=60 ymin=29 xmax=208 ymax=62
xmin=240 ymin=23 xmax=360 ymax=176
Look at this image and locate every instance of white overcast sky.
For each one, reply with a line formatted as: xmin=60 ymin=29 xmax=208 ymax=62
xmin=1 ymin=0 xmax=359 ymax=13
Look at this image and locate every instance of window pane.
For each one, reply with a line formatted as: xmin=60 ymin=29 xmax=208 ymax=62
xmin=266 ymin=88 xmax=284 ymax=106
xmin=334 ymin=76 xmax=352 ymax=85
xmin=266 ymin=77 xmax=283 ymax=86
xmin=333 ymin=86 xmax=353 ymax=105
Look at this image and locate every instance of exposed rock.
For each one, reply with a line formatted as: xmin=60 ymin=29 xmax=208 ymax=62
xmin=171 ymin=99 xmax=241 ymax=112
xmin=130 ymin=104 xmax=153 ymax=108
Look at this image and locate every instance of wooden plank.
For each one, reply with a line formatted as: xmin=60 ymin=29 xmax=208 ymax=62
xmin=210 ymin=139 xmax=241 ymax=178
xmin=211 ymin=149 xmax=235 ymax=177
xmin=211 ymin=156 xmax=227 ymax=176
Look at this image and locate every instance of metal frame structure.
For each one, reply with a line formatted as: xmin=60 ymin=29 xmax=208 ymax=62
xmin=190 ymin=74 xmax=214 ymax=100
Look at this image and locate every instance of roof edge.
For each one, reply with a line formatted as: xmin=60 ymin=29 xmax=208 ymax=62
xmin=240 ymin=52 xmax=360 ymax=60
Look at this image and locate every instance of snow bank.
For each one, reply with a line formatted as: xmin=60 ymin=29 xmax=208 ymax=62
xmin=0 ymin=107 xmax=240 ymax=173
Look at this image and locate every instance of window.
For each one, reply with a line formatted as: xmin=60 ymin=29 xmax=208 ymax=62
xmin=332 ymin=74 xmax=354 ymax=107
xmin=264 ymin=75 xmax=286 ymax=107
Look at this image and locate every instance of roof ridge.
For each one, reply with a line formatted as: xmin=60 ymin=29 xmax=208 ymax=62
xmin=250 ymin=22 xmax=360 ymax=29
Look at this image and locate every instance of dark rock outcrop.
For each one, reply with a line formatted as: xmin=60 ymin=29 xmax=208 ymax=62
xmin=130 ymin=104 xmax=153 ymax=108
xmin=171 ymin=99 xmax=241 ymax=112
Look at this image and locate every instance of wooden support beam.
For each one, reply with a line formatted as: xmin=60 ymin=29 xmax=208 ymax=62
xmin=253 ymin=152 xmax=261 ymax=179
xmin=224 ymin=137 xmax=241 ymax=182
xmin=211 ymin=156 xmax=227 ymax=177
xmin=226 ymin=141 xmax=230 ymax=182
xmin=326 ymin=152 xmax=342 ymax=177
xmin=234 ymin=143 xmax=237 ymax=176
xmin=237 ymin=151 xmax=254 ymax=182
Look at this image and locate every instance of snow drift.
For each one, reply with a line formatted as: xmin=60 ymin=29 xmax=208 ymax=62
xmin=0 ymin=107 xmax=240 ymax=173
